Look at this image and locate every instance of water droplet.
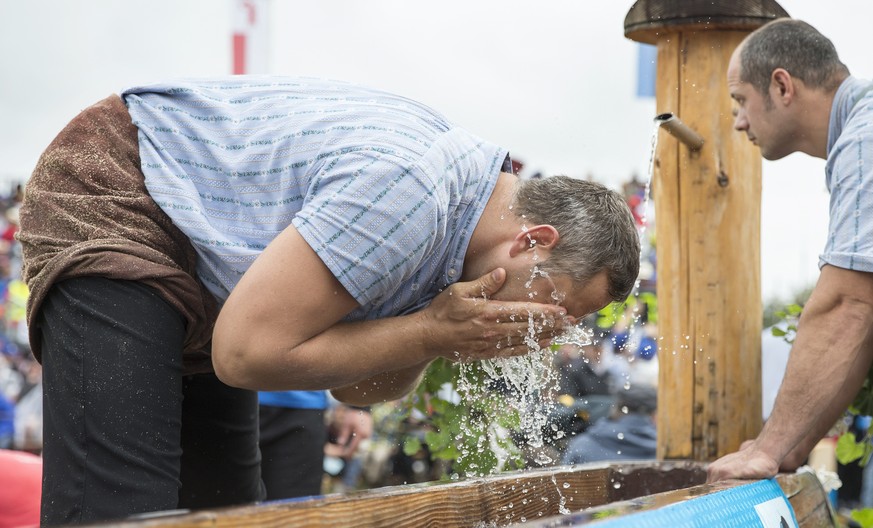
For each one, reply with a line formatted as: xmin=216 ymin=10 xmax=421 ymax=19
xmin=613 ymin=482 xmax=622 ymax=489
xmin=617 ymin=433 xmax=625 ymax=440
xmin=562 ymin=482 xmax=570 ymax=489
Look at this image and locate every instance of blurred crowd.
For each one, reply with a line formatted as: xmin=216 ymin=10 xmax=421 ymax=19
xmin=0 ymin=184 xmax=40 ymax=455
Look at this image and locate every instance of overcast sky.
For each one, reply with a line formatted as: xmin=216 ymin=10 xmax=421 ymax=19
xmin=2 ymin=0 xmax=870 ymax=301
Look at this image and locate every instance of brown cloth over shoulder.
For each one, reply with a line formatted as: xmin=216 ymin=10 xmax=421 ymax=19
xmin=18 ymin=94 xmax=219 ymax=374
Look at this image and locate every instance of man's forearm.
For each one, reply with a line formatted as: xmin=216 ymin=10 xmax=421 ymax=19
xmin=238 ymin=312 xmax=438 ymax=391
xmin=330 ymin=360 xmax=432 ymax=405
xmin=707 ymin=266 xmax=873 ymax=483
xmin=755 ymin=277 xmax=873 ymax=466
xmin=214 ymin=259 xmax=568 ymax=393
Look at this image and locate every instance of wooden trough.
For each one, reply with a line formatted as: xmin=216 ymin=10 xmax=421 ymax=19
xmin=80 ymin=461 xmax=834 ymax=527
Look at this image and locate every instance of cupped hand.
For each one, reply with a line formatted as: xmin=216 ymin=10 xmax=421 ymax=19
xmin=706 ymin=442 xmax=780 ymax=483
xmin=418 ymin=268 xmax=571 ymax=362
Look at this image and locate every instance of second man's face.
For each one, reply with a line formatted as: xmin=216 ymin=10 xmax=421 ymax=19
xmin=727 ymin=49 xmax=795 ymax=161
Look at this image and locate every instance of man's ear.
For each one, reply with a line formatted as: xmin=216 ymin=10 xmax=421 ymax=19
xmin=509 ymin=224 xmax=560 ymax=257
xmin=771 ymin=68 xmax=795 ymax=104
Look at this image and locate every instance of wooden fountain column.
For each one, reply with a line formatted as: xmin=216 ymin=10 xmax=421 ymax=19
xmin=624 ymin=1 xmax=789 ymax=461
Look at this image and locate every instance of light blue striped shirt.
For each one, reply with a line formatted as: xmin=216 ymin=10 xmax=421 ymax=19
xmin=122 ymin=76 xmax=507 ymax=320
xmin=822 ymin=76 xmax=873 ymax=272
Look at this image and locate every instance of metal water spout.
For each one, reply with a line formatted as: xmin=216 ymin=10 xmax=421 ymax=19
xmin=655 ymin=113 xmax=705 ymax=151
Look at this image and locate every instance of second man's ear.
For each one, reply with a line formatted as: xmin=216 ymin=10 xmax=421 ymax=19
xmin=771 ymin=68 xmax=795 ymax=102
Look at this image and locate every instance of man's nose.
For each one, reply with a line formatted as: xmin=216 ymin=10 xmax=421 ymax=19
xmin=733 ymin=111 xmax=748 ymax=131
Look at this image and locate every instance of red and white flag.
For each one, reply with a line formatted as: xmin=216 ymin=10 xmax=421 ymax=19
xmin=232 ymin=0 xmax=269 ymax=74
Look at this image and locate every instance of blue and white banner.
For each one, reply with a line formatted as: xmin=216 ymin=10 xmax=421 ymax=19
xmin=636 ymin=43 xmax=657 ymax=98
xmin=592 ymin=479 xmax=798 ymax=528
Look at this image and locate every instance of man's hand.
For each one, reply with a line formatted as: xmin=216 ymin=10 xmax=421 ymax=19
xmin=332 ymin=268 xmax=573 ymax=405
xmin=418 ymin=268 xmax=571 ymax=362
xmin=706 ymin=441 xmax=780 ymax=483
xmin=327 ymin=405 xmax=374 ymax=459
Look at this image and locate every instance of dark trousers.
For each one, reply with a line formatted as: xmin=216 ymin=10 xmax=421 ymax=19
xmin=258 ymin=406 xmax=326 ymax=499
xmin=38 ymin=277 xmax=264 ymax=526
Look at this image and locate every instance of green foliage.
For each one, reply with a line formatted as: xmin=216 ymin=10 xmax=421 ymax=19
xmin=592 ymin=509 xmax=621 ymax=519
xmin=596 ymin=291 xmax=658 ymax=329
xmin=852 ymin=374 xmax=873 ymax=419
xmin=762 ymin=287 xmax=812 ymax=328
xmin=400 ymin=358 xmax=524 ymax=478
xmin=770 ymin=303 xmax=802 ymax=343
xmin=836 ymin=432 xmax=868 ymax=465
xmin=402 ymin=436 xmax=422 ymax=457
xmin=852 ymin=508 xmax=873 ymax=528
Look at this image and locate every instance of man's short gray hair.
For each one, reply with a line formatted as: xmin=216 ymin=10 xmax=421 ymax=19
xmin=512 ymin=176 xmax=640 ymax=302
xmin=740 ymin=19 xmax=849 ymax=98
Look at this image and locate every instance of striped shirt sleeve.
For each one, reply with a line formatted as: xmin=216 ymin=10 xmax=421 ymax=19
xmin=821 ymin=94 xmax=873 ymax=272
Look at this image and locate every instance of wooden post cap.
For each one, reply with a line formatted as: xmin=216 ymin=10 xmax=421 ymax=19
xmin=624 ymin=0 xmax=790 ymax=44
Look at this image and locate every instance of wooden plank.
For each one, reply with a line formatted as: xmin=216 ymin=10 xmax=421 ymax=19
xmin=519 ymin=472 xmax=834 ymax=527
xmin=76 ymin=462 xmax=706 ymax=528
xmin=653 ymin=32 xmax=695 ymax=461
xmin=73 ymin=464 xmax=834 ymax=527
xmin=654 ymin=26 xmax=762 ymax=462
xmin=480 ymin=465 xmax=611 ymax=525
xmin=681 ymin=29 xmax=762 ymax=460
xmin=778 ymin=471 xmax=839 ymax=527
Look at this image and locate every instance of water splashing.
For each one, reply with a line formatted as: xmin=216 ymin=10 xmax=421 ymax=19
xmin=453 ymin=263 xmax=569 ymax=474
xmin=552 ymin=324 xmax=593 ymax=347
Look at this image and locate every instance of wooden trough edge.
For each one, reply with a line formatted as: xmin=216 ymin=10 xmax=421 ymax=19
xmin=518 ymin=470 xmax=836 ymax=527
xmin=78 ymin=461 xmax=835 ymax=527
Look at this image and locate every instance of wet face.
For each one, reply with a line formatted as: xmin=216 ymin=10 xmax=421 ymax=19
xmin=493 ymin=263 xmax=613 ymax=321
xmin=727 ymin=49 xmax=795 ymax=160
xmin=551 ymin=270 xmax=613 ymax=320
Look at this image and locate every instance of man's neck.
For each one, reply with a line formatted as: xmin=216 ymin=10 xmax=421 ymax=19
xmin=462 ymin=171 xmax=522 ymax=280
xmin=800 ymin=77 xmax=846 ymax=159
xmin=803 ymin=97 xmax=833 ymax=159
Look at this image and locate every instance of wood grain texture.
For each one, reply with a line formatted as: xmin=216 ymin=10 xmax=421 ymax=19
xmin=75 ymin=462 xmax=705 ymax=528
xmin=72 ymin=464 xmax=834 ymax=527
xmin=519 ymin=471 xmax=835 ymax=527
xmin=651 ymin=26 xmax=763 ymax=462
xmin=653 ymin=33 xmax=694 ymax=461
xmin=779 ymin=471 xmax=839 ymax=528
